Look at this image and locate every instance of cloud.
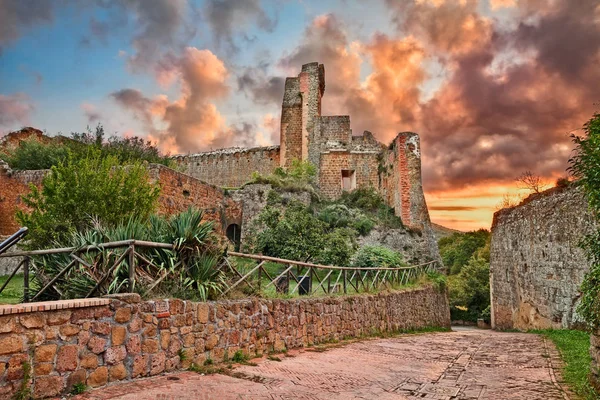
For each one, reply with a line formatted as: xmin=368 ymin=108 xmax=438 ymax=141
xmin=237 ymin=67 xmax=284 ymax=105
xmin=0 ymin=0 xmax=54 ymax=50
xmin=277 ymin=14 xmax=426 ymax=139
xmin=81 ymin=102 xmax=102 ymax=123
xmin=429 ymin=206 xmax=477 ymax=211
xmin=269 ymin=1 xmax=598 ymax=203
xmin=113 ymin=47 xmax=263 ymax=153
xmin=0 ymin=93 xmax=34 ymax=128
xmin=204 ymin=0 xmax=277 ymax=51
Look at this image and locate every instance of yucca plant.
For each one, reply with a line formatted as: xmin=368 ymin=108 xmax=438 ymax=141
xmin=28 ymin=207 xmax=227 ymax=301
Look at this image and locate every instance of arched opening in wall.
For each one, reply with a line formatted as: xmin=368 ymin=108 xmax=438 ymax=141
xmin=226 ymin=224 xmax=241 ymax=251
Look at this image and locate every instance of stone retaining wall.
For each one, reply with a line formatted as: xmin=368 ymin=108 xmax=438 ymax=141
xmin=0 ymin=286 xmax=449 ymax=398
xmin=490 ymin=185 xmax=596 ymax=330
xmin=591 ymin=332 xmax=600 ymax=391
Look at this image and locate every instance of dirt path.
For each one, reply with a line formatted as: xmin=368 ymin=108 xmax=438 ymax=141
xmin=71 ymin=328 xmax=570 ymax=400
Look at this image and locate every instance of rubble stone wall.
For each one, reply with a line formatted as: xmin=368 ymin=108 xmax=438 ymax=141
xmin=173 ymin=146 xmax=280 ymax=189
xmin=0 ymin=286 xmax=450 ymax=398
xmin=490 ymin=186 xmax=596 ymax=330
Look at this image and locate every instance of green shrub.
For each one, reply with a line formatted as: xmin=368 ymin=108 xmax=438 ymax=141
xmin=247 ymin=201 xmax=357 ymax=266
xmin=3 ymin=124 xmax=174 ymax=171
xmin=438 ymin=230 xmax=490 ymax=275
xmin=339 ymin=187 xmax=385 ymax=211
xmin=2 ymin=138 xmax=70 ymax=170
xmin=30 ymin=208 xmax=226 ymax=301
xmin=350 ymin=245 xmax=404 ymax=268
xmin=248 ymin=159 xmax=317 ymax=194
xmin=16 ymin=149 xmax=160 ymax=249
xmin=570 ymin=113 xmax=600 ymax=328
xmin=447 ymin=252 xmax=490 ymax=322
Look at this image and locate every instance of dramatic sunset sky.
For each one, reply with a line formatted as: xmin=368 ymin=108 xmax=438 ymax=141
xmin=1 ymin=0 xmax=599 ymax=231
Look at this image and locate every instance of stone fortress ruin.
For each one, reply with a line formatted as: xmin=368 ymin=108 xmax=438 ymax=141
xmin=0 ymin=62 xmax=439 ymax=262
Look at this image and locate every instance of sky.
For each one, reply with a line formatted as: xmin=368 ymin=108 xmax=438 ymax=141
xmin=1 ymin=0 xmax=599 ymax=231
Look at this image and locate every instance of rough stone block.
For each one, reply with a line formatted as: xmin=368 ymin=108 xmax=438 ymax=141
xmin=56 ymin=345 xmax=79 ymax=372
xmin=115 ymin=307 xmax=132 ymax=323
xmin=87 ymin=366 xmax=108 ymax=388
xmin=109 ymin=363 xmax=128 ymax=381
xmin=35 ymin=344 xmax=57 ymax=363
xmin=19 ymin=313 xmax=45 ymax=329
xmin=112 ymin=326 xmax=127 ymax=346
xmin=104 ymin=346 xmax=126 ymax=365
xmin=34 ymin=375 xmax=64 ymax=398
xmin=0 ymin=334 xmax=23 ymax=355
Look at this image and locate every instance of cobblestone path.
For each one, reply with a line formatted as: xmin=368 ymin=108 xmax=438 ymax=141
xmin=71 ymin=329 xmax=570 ymax=400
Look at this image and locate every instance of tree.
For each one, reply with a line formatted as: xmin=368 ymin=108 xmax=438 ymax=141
xmin=438 ymin=229 xmax=490 ymax=275
xmin=516 ymin=170 xmax=546 ymax=194
xmin=16 ymin=150 xmax=160 ymax=249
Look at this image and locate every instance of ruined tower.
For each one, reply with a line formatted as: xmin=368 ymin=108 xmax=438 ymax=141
xmin=279 ymin=62 xmax=325 ymax=167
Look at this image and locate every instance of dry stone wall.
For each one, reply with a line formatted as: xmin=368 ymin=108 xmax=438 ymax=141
xmin=0 ymin=287 xmax=450 ymax=398
xmin=490 ymin=186 xmax=596 ymax=330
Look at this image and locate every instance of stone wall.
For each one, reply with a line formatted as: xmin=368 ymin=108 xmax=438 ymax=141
xmin=490 ymin=186 xmax=596 ymax=330
xmin=0 ymin=287 xmax=450 ymax=398
xmin=0 ymin=161 xmax=47 ymax=236
xmin=173 ymin=146 xmax=280 ymax=189
xmin=148 ymin=164 xmax=242 ymax=233
xmin=318 ymin=151 xmax=379 ymax=199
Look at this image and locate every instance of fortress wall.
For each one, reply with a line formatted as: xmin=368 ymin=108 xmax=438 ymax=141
xmin=173 ymin=146 xmax=280 ymax=189
xmin=0 ymin=162 xmax=47 ymax=236
xmin=147 ymin=164 xmax=242 ymax=233
xmin=318 ymin=151 xmax=379 ymax=199
xmin=490 ymin=186 xmax=595 ymax=330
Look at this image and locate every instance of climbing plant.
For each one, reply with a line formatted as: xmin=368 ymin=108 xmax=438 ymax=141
xmin=570 ymin=112 xmax=600 ymax=327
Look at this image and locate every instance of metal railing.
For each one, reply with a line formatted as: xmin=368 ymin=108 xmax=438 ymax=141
xmin=0 ymin=239 xmax=438 ymax=302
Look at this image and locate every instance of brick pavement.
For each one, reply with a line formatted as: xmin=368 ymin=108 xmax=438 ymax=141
xmin=69 ymin=329 xmax=570 ymax=400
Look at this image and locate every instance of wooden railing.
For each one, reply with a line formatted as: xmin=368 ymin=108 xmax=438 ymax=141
xmin=0 ymin=240 xmax=438 ymax=302
xmin=222 ymin=252 xmax=438 ymax=296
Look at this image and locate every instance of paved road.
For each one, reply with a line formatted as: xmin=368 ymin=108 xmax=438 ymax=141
xmin=73 ymin=329 xmax=570 ymax=400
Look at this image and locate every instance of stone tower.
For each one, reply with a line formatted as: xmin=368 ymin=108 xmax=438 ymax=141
xmin=279 ymin=62 xmax=325 ymax=167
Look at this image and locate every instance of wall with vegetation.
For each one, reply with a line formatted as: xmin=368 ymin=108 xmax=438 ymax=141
xmin=490 ymin=185 xmax=596 ymax=329
xmin=0 ymin=286 xmax=449 ymax=398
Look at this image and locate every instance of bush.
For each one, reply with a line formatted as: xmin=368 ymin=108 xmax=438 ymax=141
xmin=438 ymin=229 xmax=490 ymax=275
xmin=2 ymin=138 xmax=70 ymax=170
xmin=246 ymin=201 xmax=357 ymax=266
xmin=3 ymin=124 xmax=174 ymax=171
xmin=350 ymin=245 xmax=405 ymax=268
xmin=447 ymin=251 xmax=490 ymax=322
xmin=248 ymin=159 xmax=317 ymax=194
xmin=30 ymin=208 xmax=226 ymax=301
xmin=570 ymin=113 xmax=600 ymax=328
xmin=339 ymin=187 xmax=385 ymax=211
xmin=16 ymin=150 xmax=160 ymax=249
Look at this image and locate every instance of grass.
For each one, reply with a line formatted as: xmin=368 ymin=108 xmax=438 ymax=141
xmin=228 ymin=256 xmax=425 ymax=299
xmin=0 ymin=273 xmax=24 ymax=304
xmin=532 ymin=329 xmax=598 ymax=399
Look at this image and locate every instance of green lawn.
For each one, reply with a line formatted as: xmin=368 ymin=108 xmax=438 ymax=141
xmin=533 ymin=329 xmax=598 ymax=399
xmin=0 ymin=273 xmax=24 ymax=304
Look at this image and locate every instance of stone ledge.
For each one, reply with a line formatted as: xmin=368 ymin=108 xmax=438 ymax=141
xmin=0 ymin=298 xmax=109 ymax=315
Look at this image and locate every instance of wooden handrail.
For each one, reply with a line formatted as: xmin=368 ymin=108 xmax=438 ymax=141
xmin=228 ymin=251 xmax=436 ymax=271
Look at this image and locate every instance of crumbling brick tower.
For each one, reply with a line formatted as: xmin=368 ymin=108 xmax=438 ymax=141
xmin=280 ymin=62 xmax=325 ymax=167
xmin=279 ymin=62 xmax=432 ymax=234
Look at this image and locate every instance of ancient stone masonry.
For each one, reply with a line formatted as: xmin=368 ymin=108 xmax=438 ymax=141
xmin=490 ymin=185 xmax=596 ymax=330
xmin=173 ymin=146 xmax=280 ymax=189
xmin=0 ymin=62 xmax=440 ymax=263
xmin=0 ymin=287 xmax=450 ymax=398
xmin=175 ymin=62 xmax=435 ymax=235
